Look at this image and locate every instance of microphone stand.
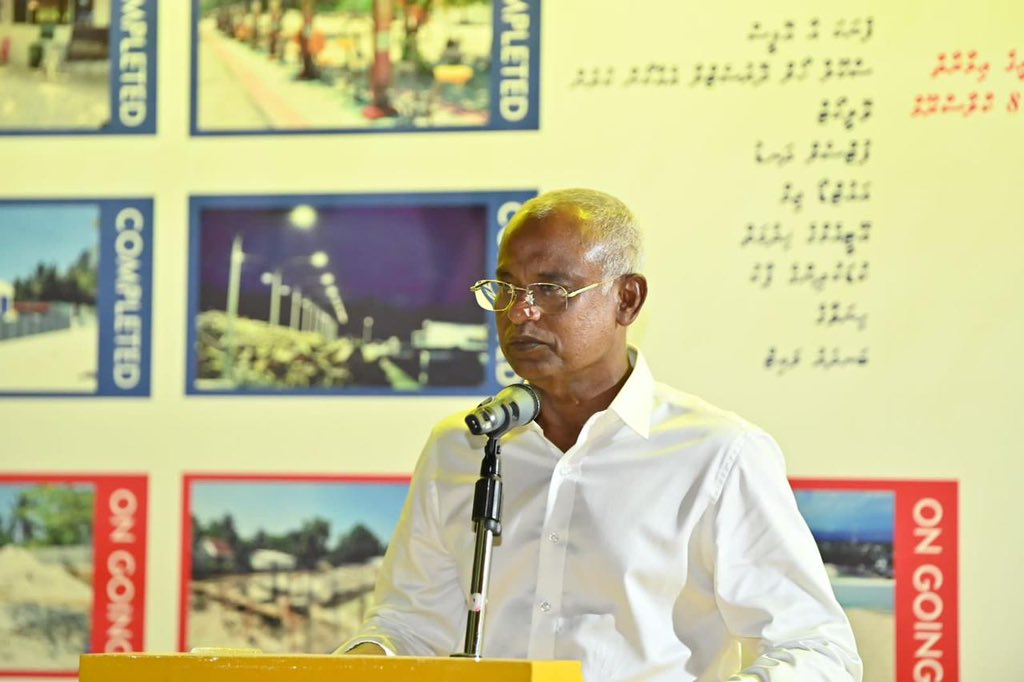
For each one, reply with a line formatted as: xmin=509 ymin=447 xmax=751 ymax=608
xmin=453 ymin=429 xmax=505 ymax=659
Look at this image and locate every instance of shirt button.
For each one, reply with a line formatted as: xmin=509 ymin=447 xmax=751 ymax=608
xmin=539 ymin=601 xmax=551 ymax=612
xmin=558 ymin=464 xmax=572 ymax=476
xmin=548 ymin=532 xmax=560 ymax=543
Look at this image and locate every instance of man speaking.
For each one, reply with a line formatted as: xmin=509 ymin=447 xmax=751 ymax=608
xmin=339 ymin=189 xmax=862 ymax=681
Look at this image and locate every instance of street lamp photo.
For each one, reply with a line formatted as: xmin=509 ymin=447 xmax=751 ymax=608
xmin=289 ymin=204 xmax=318 ymax=230
xmin=258 ymin=250 xmax=330 ymax=327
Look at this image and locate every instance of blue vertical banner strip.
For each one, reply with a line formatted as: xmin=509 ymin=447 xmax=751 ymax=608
xmin=489 ymin=0 xmax=541 ymax=131
xmin=97 ymin=199 xmax=154 ymax=396
xmin=106 ymin=0 xmax=158 ymax=134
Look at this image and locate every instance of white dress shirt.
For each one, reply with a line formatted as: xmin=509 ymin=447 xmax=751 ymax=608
xmin=345 ymin=350 xmax=862 ymax=681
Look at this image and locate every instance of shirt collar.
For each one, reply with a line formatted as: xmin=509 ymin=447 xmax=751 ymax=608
xmin=606 ymin=346 xmax=653 ymax=439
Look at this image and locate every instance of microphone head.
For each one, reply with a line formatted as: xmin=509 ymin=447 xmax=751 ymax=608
xmin=465 ymin=383 xmax=541 ymax=436
xmin=504 ymin=383 xmax=541 ymax=425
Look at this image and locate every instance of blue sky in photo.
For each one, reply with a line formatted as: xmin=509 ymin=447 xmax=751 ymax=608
xmin=0 ymin=485 xmax=34 ymax=513
xmin=0 ymin=204 xmax=100 ymax=281
xmin=190 ymin=480 xmax=409 ymax=545
xmin=794 ymin=489 xmax=895 ymax=543
xmin=0 ymin=483 xmax=96 ymax=523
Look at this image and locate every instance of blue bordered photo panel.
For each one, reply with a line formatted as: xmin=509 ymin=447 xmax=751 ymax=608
xmin=0 ymin=0 xmax=157 ymax=135
xmin=189 ymin=0 xmax=539 ymax=135
xmin=186 ymin=190 xmax=533 ymax=396
xmin=0 ymin=198 xmax=153 ymax=397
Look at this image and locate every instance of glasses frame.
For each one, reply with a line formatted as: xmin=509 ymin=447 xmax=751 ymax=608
xmin=470 ymin=277 xmax=621 ymax=315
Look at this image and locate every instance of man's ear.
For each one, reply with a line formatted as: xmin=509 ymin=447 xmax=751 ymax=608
xmin=615 ymin=274 xmax=648 ymax=326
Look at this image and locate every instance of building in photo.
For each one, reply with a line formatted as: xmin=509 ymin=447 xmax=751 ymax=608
xmin=0 ymin=278 xmax=13 ymax=321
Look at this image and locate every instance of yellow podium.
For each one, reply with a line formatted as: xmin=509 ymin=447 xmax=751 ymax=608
xmin=79 ymin=653 xmax=584 ymax=682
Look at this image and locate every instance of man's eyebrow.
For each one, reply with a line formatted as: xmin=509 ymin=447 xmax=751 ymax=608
xmin=494 ymin=269 xmax=574 ymax=283
xmin=534 ymin=271 xmax=573 ymax=283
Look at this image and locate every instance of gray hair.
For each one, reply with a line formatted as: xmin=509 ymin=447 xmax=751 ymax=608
xmin=505 ymin=188 xmax=644 ymax=277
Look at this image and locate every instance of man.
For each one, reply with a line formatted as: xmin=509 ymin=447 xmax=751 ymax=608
xmin=341 ymin=189 xmax=862 ymax=681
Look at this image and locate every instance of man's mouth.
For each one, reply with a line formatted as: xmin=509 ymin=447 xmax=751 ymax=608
xmin=506 ymin=335 xmax=547 ymax=351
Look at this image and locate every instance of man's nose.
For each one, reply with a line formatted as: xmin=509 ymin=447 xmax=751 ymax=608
xmin=505 ymin=296 xmax=541 ymax=324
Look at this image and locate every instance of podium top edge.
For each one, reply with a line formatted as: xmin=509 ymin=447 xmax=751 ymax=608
xmin=79 ymin=653 xmax=584 ymax=682
xmin=80 ymin=653 xmax=575 ymax=664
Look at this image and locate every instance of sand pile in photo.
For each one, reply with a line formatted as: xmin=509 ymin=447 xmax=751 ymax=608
xmin=189 ymin=560 xmax=381 ymax=653
xmin=0 ymin=544 xmax=91 ymax=606
xmin=845 ymin=608 xmax=895 ymax=682
xmin=0 ymin=545 xmax=91 ymax=670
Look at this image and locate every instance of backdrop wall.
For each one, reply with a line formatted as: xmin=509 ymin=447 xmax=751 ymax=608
xmin=2 ymin=1 xmax=1020 ymax=680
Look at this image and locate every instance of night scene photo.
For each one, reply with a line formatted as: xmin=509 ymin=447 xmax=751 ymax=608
xmin=189 ymin=196 xmax=491 ymax=394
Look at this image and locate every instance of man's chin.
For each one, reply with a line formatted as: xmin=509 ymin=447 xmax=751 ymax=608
xmin=502 ymin=349 xmax=555 ymax=383
xmin=501 ymin=358 xmax=557 ymax=391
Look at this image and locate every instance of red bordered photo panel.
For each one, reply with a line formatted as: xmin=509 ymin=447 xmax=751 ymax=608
xmin=791 ymin=478 xmax=959 ymax=682
xmin=179 ymin=473 xmax=410 ymax=654
xmin=0 ymin=473 xmax=148 ymax=677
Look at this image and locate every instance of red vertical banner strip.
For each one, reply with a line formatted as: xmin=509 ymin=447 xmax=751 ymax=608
xmin=90 ymin=476 xmax=148 ymax=654
xmin=895 ymin=481 xmax=959 ymax=682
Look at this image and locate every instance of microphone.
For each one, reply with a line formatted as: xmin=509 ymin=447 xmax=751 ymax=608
xmin=465 ymin=384 xmax=541 ymax=436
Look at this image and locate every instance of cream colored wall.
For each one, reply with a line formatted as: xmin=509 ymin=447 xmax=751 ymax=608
xmin=2 ymin=0 xmax=1021 ymax=679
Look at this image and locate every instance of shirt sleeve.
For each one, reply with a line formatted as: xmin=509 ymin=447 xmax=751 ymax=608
xmin=337 ymin=428 xmax=467 ymax=656
xmin=709 ymin=428 xmax=864 ymax=682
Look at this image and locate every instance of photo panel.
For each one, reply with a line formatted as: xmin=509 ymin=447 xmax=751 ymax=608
xmin=190 ymin=0 xmax=539 ymax=134
xmin=0 ymin=0 xmax=157 ymax=135
xmin=0 ymin=474 xmax=148 ymax=676
xmin=0 ymin=199 xmax=153 ymax=397
xmin=179 ymin=474 xmax=410 ymax=654
xmin=791 ymin=479 xmax=959 ymax=682
xmin=186 ymin=190 xmax=532 ymax=396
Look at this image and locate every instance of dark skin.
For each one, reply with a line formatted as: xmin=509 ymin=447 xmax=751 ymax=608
xmin=496 ymin=209 xmax=647 ymax=451
xmin=341 ymin=207 xmax=647 ymax=655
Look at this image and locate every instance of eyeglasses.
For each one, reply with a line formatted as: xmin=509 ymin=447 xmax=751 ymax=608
xmin=470 ymin=278 xmax=617 ymax=315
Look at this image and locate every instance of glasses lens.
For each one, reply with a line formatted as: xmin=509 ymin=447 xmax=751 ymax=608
xmin=474 ymin=281 xmax=516 ymax=311
xmin=530 ymin=283 xmax=569 ymax=313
